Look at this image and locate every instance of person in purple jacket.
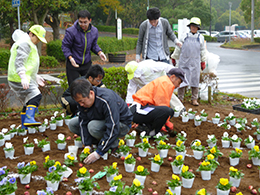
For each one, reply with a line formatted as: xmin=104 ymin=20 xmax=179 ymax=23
xmin=62 ymin=10 xmax=107 ymax=86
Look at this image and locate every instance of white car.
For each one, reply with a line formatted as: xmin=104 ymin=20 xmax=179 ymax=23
xmin=198 ymin=30 xmax=210 ymax=36
xmin=210 ymin=31 xmax=219 ymax=37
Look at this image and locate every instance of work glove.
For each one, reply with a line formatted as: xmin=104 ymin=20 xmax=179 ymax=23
xmin=18 ymin=71 xmax=29 ymax=89
xmin=83 ymin=151 xmax=100 ymax=164
xmin=99 ymin=51 xmax=107 ymax=61
xmin=127 ymin=103 xmax=132 ymax=107
xmin=176 ymin=42 xmax=182 ymax=48
xmin=165 ymin=121 xmax=174 ymax=131
xmin=69 ymin=57 xmax=79 ymax=68
xmin=201 ymin=62 xmax=206 ymax=70
xmin=171 ymin=59 xmax=176 ymax=66
xmin=36 ymin=75 xmax=45 ymax=87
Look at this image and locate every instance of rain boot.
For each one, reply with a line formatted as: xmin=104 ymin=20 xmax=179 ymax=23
xmin=23 ymin=105 xmax=41 ymax=126
xmin=20 ymin=112 xmax=27 ymax=129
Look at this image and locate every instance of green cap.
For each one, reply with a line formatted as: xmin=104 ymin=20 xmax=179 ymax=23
xmin=29 ymin=25 xmax=47 ymax=43
xmin=125 ymin=61 xmax=138 ymax=80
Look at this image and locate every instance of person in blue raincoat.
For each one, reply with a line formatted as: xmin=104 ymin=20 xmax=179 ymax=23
xmin=171 ymin=17 xmax=207 ymax=106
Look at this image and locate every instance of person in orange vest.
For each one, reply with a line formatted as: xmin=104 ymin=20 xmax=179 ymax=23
xmin=129 ymin=68 xmax=187 ymax=136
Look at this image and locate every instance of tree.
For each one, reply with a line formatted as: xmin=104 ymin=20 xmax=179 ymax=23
xmin=240 ymin=0 xmax=260 ymax=28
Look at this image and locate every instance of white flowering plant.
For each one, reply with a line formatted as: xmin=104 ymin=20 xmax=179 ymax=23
xmin=0 ymin=133 xmax=4 ymax=140
xmin=244 ymin=135 xmax=254 ymax=145
xmin=225 ymin=113 xmax=236 ymax=121
xmin=188 ymin=108 xmax=197 ymax=115
xmin=55 ymin=113 xmax=65 ymax=121
xmin=173 ymin=106 xmax=182 ymax=112
xmin=200 ymin=109 xmax=208 ymax=117
xmin=55 ymin=133 xmax=66 ymax=144
xmin=241 ymin=98 xmax=260 ymax=110
xmin=230 ymin=135 xmax=242 ymax=143
xmin=3 ymin=142 xmax=14 ymax=151
xmin=236 ymin=117 xmax=247 ymax=126
xmin=251 ymin=118 xmax=260 ymax=129
xmin=218 ymin=122 xmax=231 ymax=130
xmin=213 ymin=113 xmax=220 ymax=118
xmin=49 ymin=116 xmax=56 ymax=124
xmin=153 ymin=132 xmax=168 ymax=142
xmin=222 ymin=132 xmax=230 ymax=141
xmin=23 ymin=137 xmax=34 ymax=147
xmin=37 ymin=138 xmax=50 ymax=148
xmin=41 ymin=119 xmax=49 ymax=127
xmin=176 ymin=131 xmax=187 ymax=142
xmin=181 ymin=111 xmax=188 ymax=117
xmin=124 ymin=130 xmax=137 ymax=140
xmin=194 ymin=115 xmax=202 ymax=121
xmin=140 ymin=131 xmax=150 ymax=140
xmin=2 ymin=128 xmax=10 ymax=135
xmin=206 ymin=135 xmax=217 ymax=144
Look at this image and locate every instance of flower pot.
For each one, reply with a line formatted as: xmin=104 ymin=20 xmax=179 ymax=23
xmin=252 ymin=157 xmax=260 ymax=166
xmin=159 ymin=149 xmax=169 ymax=158
xmin=19 ymin=173 xmax=31 ymax=184
xmin=216 ymin=188 xmax=230 ymax=195
xmin=65 ymin=119 xmax=71 ymax=126
xmin=138 ymin=148 xmax=148 ymax=157
xmin=46 ymin=180 xmax=60 ymax=191
xmin=212 ymin=117 xmax=220 ymax=124
xmin=176 ymin=150 xmax=186 ymax=160
xmin=124 ymin=162 xmax=135 ymax=173
xmin=4 ymin=134 xmax=11 ymax=140
xmin=4 ymin=149 xmax=15 ymax=159
xmin=106 ymin=173 xmax=117 ymax=183
xmin=24 ymin=146 xmax=34 ymax=155
xmin=50 ymin=123 xmax=57 ymax=130
xmin=201 ymin=116 xmax=207 ymax=122
xmin=151 ymin=162 xmax=160 ymax=172
xmin=208 ymin=142 xmax=216 ymax=148
xmin=229 ymin=176 xmax=241 ymax=187
xmin=231 ymin=141 xmax=241 ymax=149
xmin=108 ymin=53 xmax=126 ymax=63
xmin=222 ymin=140 xmax=230 ymax=148
xmin=0 ymin=139 xmax=5 ymax=147
xmin=228 ymin=119 xmax=236 ymax=126
xmin=193 ymin=150 xmax=203 ymax=160
xmin=74 ymin=140 xmax=83 ymax=148
xmin=194 ymin=120 xmax=202 ymax=126
xmin=120 ymin=152 xmax=129 ymax=158
xmin=68 ymin=145 xmax=78 ymax=155
xmin=42 ymin=144 xmax=51 ymax=152
xmin=229 ymin=157 xmax=239 ymax=166
xmin=188 ymin=113 xmax=195 ymax=120
xmin=57 ymin=143 xmax=67 ymax=150
xmin=169 ymin=186 xmax=181 ymax=195
xmin=56 ymin=119 xmax=63 ymax=127
xmin=126 ymin=139 xmax=135 ymax=147
xmin=201 ymin=170 xmax=211 ymax=180
xmin=6 ymin=192 xmax=15 ymax=195
xmin=79 ymin=190 xmax=93 ymax=195
xmin=174 ymin=111 xmax=180 ymax=117
xmin=18 ymin=131 xmax=27 ymax=136
xmin=135 ymin=174 xmax=146 ymax=186
xmin=182 ymin=116 xmax=189 ymax=123
xmin=38 ymin=126 xmax=46 ymax=132
xmin=246 ymin=140 xmax=255 ymax=149
xmin=28 ymin=127 xmax=36 ymax=134
xmin=102 ymin=152 xmax=108 ymax=160
xmin=171 ymin=164 xmax=183 ymax=174
xmin=182 ymin=177 xmax=195 ymax=188
xmin=10 ymin=132 xmax=17 ymax=138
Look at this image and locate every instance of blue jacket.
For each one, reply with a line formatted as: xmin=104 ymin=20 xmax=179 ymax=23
xmin=62 ymin=20 xmax=102 ymax=65
xmin=78 ymin=87 xmax=133 ymax=155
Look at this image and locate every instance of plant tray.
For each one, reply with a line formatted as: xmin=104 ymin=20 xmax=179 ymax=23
xmin=232 ymin=104 xmax=260 ymax=115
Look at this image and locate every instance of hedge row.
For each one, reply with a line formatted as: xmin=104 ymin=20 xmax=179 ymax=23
xmin=46 ymin=40 xmax=66 ymax=61
xmin=95 ymin=25 xmax=139 ymax=35
xmin=203 ymin=35 xmax=217 ymax=42
xmin=254 ymin=37 xmax=260 ymax=43
xmin=0 ymin=49 xmax=10 ymax=69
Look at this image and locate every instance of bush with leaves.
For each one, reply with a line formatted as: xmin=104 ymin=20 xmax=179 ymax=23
xmin=46 ymin=39 xmax=66 ymax=61
xmin=0 ymin=48 xmax=10 ymax=70
xmin=40 ymin=56 xmax=59 ymax=68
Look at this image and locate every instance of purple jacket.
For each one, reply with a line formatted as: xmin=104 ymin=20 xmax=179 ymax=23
xmin=62 ymin=20 xmax=102 ymax=65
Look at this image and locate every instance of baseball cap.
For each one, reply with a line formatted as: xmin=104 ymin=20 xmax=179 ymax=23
xmin=29 ymin=25 xmax=47 ymax=44
xmin=125 ymin=61 xmax=138 ymax=80
xmin=167 ymin=68 xmax=186 ymax=83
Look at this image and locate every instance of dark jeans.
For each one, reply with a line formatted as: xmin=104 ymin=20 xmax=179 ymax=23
xmin=66 ymin=60 xmax=92 ymax=86
xmin=130 ymin=104 xmax=174 ymax=134
xmin=22 ymin=94 xmax=42 ymax=112
xmin=146 ymin=56 xmax=170 ymax=64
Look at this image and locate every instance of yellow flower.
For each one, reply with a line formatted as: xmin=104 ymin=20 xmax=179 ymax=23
xmin=236 ymin=192 xmax=243 ymax=195
xmin=172 ymin=174 xmax=180 ymax=181
xmin=159 ymin=140 xmax=166 ymax=145
xmin=143 ymin=138 xmax=148 ymax=143
xmin=197 ymin=188 xmax=206 ymax=195
xmin=54 ymin=161 xmax=61 ymax=167
xmin=45 ymin=155 xmax=49 ymax=162
xmin=195 ymin=141 xmax=201 ymax=146
xmin=207 ymin=154 xmax=215 ymax=160
xmin=235 ymin=148 xmax=242 ymax=154
xmin=176 ymin=155 xmax=183 ymax=161
xmin=125 ymin=154 xmax=132 ymax=160
xmin=112 ymin=162 xmax=117 ymax=169
xmin=254 ymin=145 xmax=259 ymax=152
xmin=67 ymin=155 xmax=75 ymax=161
xmin=133 ymin=178 xmax=141 ymax=187
xmin=210 ymin=147 xmax=216 ymax=154
xmin=182 ymin=165 xmax=189 ymax=173
xmin=229 ymin=166 xmax=238 ymax=172
xmin=154 ymin=154 xmax=161 ymax=162
xmin=79 ymin=167 xmax=87 ymax=174
xmin=219 ymin=178 xmax=229 ymax=186
xmin=119 ymin=139 xmax=125 ymax=146
xmin=176 ymin=140 xmax=183 ymax=147
xmin=166 ymin=189 xmax=173 ymax=195
xmin=201 ymin=161 xmax=210 ymax=166
xmin=137 ymin=165 xmax=144 ymax=172
xmin=83 ymin=147 xmax=90 ymax=154
xmin=114 ymin=174 xmax=122 ymax=181
xmin=30 ymin=161 xmax=36 ymax=165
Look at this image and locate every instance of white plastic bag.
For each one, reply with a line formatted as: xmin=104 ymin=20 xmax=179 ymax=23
xmin=203 ymin=51 xmax=220 ymax=75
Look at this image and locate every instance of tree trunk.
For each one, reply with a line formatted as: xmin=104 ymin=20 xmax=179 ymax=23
xmin=45 ymin=13 xmax=60 ymax=40
xmin=9 ymin=18 xmax=15 ymax=47
xmin=105 ymin=9 xmax=112 ymax=26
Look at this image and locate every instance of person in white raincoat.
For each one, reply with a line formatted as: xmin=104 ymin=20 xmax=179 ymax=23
xmin=171 ymin=17 xmax=207 ymax=106
xmin=8 ymin=25 xmax=47 ymax=128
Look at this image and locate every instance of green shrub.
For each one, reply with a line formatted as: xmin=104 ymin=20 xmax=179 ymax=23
xmin=254 ymin=37 xmax=260 ymax=43
xmin=102 ymin=67 xmax=128 ymax=100
xmin=122 ymin=28 xmax=139 ymax=35
xmin=40 ymin=55 xmax=59 ymax=68
xmin=96 ymin=25 xmax=139 ymax=35
xmin=46 ymin=39 xmax=66 ymax=61
xmin=203 ymin=35 xmax=217 ymax=42
xmin=0 ymin=49 xmax=10 ymax=70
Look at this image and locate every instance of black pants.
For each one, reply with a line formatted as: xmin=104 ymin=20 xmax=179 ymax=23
xmin=130 ymin=104 xmax=174 ymax=134
xmin=66 ymin=60 xmax=92 ymax=86
xmin=22 ymin=94 xmax=42 ymax=112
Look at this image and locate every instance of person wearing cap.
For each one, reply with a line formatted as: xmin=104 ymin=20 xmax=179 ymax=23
xmin=129 ymin=68 xmax=186 ymax=136
xmin=171 ymin=17 xmax=207 ymax=106
xmin=8 ymin=25 xmax=47 ymax=128
xmin=125 ymin=60 xmax=185 ymax=112
xmin=136 ymin=7 xmax=182 ymax=63
xmin=62 ymin=10 xmax=107 ymax=86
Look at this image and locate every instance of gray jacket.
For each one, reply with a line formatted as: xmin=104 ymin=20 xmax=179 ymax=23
xmin=136 ymin=17 xmax=180 ymax=60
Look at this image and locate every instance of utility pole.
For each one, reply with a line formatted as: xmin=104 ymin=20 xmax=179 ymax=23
xmin=229 ymin=2 xmax=232 ymax=45
xmin=251 ymin=0 xmax=254 ymax=42
xmin=147 ymin=0 xmax=149 ymax=10
xmin=209 ymin=0 xmax=212 ymax=36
